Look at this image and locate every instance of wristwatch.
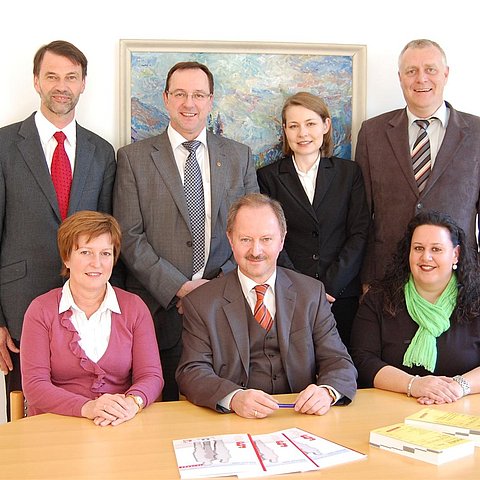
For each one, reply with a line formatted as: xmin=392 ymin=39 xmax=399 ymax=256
xmin=452 ymin=375 xmax=471 ymax=396
xmin=127 ymin=394 xmax=144 ymax=412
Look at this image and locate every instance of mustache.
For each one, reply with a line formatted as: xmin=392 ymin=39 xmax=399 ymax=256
xmin=51 ymin=89 xmax=72 ymax=97
xmin=246 ymin=255 xmax=267 ymax=261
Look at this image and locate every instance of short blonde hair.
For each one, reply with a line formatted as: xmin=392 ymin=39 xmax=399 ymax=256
xmin=57 ymin=211 xmax=121 ymax=278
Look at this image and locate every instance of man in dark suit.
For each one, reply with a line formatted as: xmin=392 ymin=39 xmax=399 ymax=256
xmin=0 ymin=40 xmax=116 ymax=416
xmin=113 ymin=62 xmax=258 ymax=401
xmin=176 ymin=193 xmax=357 ymax=418
xmin=356 ymin=39 xmax=480 ymax=285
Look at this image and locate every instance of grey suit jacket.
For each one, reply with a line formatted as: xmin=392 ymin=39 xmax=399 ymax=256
xmin=355 ymin=102 xmax=480 ymax=283
xmin=176 ymin=267 xmax=357 ymax=411
xmin=113 ymin=130 xmax=258 ymax=350
xmin=0 ymin=113 xmax=116 ymax=340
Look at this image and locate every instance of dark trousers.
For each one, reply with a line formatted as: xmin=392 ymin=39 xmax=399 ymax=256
xmin=159 ymin=339 xmax=182 ymax=402
xmin=4 ymin=338 xmax=22 ymax=421
xmin=331 ymin=296 xmax=359 ymax=352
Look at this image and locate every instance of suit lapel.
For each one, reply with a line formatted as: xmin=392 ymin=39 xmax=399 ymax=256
xmin=273 ymin=269 xmax=296 ymax=377
xmin=423 ymin=103 xmax=467 ymax=195
xmin=222 ymin=272 xmax=250 ymax=376
xmin=68 ymin=123 xmax=94 ymax=216
xmin=151 ymin=132 xmax=190 ymax=227
xmin=312 ymin=157 xmax=336 ymax=211
xmin=278 ymin=157 xmax=318 ymax=223
xmin=207 ymin=132 xmax=227 ymax=234
xmin=386 ymin=109 xmax=419 ymax=196
xmin=17 ymin=115 xmax=61 ymax=220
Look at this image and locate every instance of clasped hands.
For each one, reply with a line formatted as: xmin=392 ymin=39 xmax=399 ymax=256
xmin=410 ymin=375 xmax=464 ymax=405
xmin=81 ymin=393 xmax=140 ymax=427
xmin=230 ymin=384 xmax=333 ymax=419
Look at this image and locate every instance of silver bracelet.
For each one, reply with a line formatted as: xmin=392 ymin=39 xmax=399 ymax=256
xmin=407 ymin=375 xmax=419 ymax=397
xmin=453 ymin=375 xmax=471 ymax=396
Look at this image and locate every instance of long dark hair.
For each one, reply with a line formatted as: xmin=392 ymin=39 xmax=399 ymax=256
xmin=372 ymin=210 xmax=480 ymax=323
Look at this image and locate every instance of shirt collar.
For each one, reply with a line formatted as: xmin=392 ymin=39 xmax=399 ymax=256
xmin=34 ymin=110 xmax=76 ymax=146
xmin=407 ymin=101 xmax=448 ymax=128
xmin=237 ymin=268 xmax=277 ymax=299
xmin=292 ymin=153 xmax=321 ymax=177
xmin=59 ymin=280 xmax=121 ymax=315
xmin=167 ymin=124 xmax=207 ymax=152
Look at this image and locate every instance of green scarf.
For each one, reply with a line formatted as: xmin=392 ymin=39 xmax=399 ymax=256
xmin=403 ymin=273 xmax=458 ymax=372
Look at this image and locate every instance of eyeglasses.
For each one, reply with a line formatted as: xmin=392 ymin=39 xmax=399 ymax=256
xmin=166 ymin=90 xmax=212 ymax=102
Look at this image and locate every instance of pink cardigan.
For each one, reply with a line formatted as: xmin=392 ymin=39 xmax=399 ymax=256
xmin=21 ymin=286 xmax=164 ymax=417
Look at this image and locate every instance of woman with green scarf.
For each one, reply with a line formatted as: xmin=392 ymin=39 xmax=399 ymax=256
xmin=350 ymin=211 xmax=480 ymax=404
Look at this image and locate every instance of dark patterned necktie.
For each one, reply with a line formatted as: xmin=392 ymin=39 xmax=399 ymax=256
xmin=51 ymin=131 xmax=72 ymax=220
xmin=411 ymin=119 xmax=431 ymax=192
xmin=182 ymin=140 xmax=205 ymax=274
xmin=253 ymin=284 xmax=273 ymax=331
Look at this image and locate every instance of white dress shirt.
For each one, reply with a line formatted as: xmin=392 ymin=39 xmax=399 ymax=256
xmin=292 ymin=153 xmax=321 ymax=204
xmin=167 ymin=125 xmax=211 ymax=280
xmin=59 ymin=281 xmax=121 ymax=363
xmin=237 ymin=269 xmax=277 ymax=319
xmin=35 ymin=110 xmax=77 ymax=173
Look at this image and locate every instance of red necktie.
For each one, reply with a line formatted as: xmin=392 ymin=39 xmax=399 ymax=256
xmin=254 ymin=284 xmax=273 ymax=331
xmin=51 ymin=131 xmax=72 ymax=220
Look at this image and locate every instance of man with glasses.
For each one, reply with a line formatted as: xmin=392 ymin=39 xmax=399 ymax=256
xmin=113 ymin=62 xmax=258 ymax=401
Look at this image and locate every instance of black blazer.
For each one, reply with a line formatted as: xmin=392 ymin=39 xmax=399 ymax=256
xmin=257 ymin=156 xmax=369 ymax=298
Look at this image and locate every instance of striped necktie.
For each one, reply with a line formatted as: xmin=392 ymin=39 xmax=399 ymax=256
xmin=411 ymin=119 xmax=431 ymax=192
xmin=253 ymin=284 xmax=273 ymax=331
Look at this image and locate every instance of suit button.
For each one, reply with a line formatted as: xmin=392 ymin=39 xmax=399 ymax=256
xmin=315 ymin=273 xmax=319 ymax=279
xmin=416 ymin=202 xmax=423 ymax=211
xmin=186 ymin=241 xmax=192 ymax=247
xmin=312 ymin=231 xmax=319 ymax=237
xmin=312 ymin=254 xmax=319 ymax=260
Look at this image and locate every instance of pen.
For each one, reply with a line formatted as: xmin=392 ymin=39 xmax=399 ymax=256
xmin=278 ymin=403 xmax=295 ymax=408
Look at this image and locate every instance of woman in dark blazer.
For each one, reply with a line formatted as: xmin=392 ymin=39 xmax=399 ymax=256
xmin=257 ymin=92 xmax=369 ymax=348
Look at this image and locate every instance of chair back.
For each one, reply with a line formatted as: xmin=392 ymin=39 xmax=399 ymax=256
xmin=10 ymin=390 xmax=25 ymax=421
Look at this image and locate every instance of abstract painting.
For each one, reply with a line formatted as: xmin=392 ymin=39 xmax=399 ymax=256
xmin=120 ymin=40 xmax=366 ymax=167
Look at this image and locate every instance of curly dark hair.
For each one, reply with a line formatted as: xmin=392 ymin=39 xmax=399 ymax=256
xmin=371 ymin=210 xmax=480 ymax=323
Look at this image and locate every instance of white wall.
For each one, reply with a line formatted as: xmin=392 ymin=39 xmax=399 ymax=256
xmin=1 ymin=0 xmax=479 ymax=152
xmin=1 ymin=0 xmax=478 ymax=421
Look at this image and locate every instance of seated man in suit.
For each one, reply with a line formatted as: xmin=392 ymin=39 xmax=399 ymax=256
xmin=176 ymin=193 xmax=357 ymax=418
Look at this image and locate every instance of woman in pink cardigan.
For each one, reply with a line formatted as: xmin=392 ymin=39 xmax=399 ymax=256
xmin=21 ymin=211 xmax=164 ymax=426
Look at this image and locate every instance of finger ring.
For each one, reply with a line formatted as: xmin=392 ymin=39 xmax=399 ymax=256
xmin=254 ymin=410 xmax=258 ymax=417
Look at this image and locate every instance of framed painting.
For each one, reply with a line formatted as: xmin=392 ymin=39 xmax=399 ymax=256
xmin=119 ymin=40 xmax=366 ymax=167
